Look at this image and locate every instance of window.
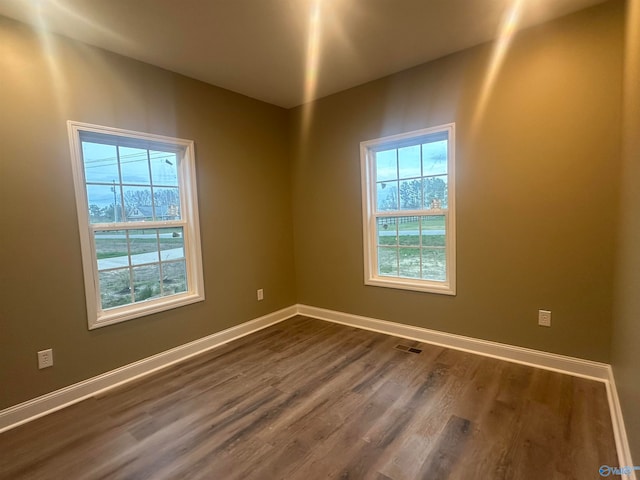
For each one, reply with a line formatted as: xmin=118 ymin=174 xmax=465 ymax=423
xmin=68 ymin=122 xmax=205 ymax=329
xmin=360 ymin=124 xmax=455 ymax=295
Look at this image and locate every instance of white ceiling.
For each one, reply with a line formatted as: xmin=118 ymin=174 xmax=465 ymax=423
xmin=1 ymin=0 xmax=608 ymax=108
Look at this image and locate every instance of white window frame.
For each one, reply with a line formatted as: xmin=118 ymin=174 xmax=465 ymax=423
xmin=360 ymin=123 xmax=456 ymax=295
xmin=68 ymin=121 xmax=205 ymax=329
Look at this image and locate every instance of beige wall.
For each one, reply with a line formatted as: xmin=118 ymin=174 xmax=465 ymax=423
xmin=612 ymin=0 xmax=640 ymax=463
xmin=0 ymin=17 xmax=296 ymax=409
xmin=291 ymin=1 xmax=624 ymax=362
xmin=0 ymin=0 xmax=629 ymax=413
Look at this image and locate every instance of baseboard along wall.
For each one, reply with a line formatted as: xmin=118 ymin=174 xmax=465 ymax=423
xmin=296 ymin=305 xmax=634 ymax=478
xmin=0 ymin=305 xmax=298 ymax=434
xmin=0 ymin=303 xmax=634 ymax=478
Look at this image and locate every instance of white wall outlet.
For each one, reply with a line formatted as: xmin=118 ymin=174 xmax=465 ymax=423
xmin=257 ymin=289 xmax=264 ymax=301
xmin=538 ymin=310 xmax=551 ymax=327
xmin=37 ymin=349 xmax=53 ymax=369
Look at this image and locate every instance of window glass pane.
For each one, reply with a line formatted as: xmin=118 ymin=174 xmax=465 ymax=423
xmin=119 ymin=146 xmax=151 ymax=185
xmin=123 ymin=186 xmax=153 ymax=221
xmin=422 ymin=140 xmax=448 ymax=176
xmin=133 ymin=265 xmax=161 ymax=303
xmin=397 ymin=216 xmax=420 ymax=246
xmin=87 ymin=184 xmax=123 ymax=224
xmin=154 ymin=187 xmax=181 ymax=220
xmin=375 ymin=149 xmax=397 ymax=182
xmin=159 ymin=228 xmax=185 ymax=262
xmin=423 ymin=175 xmax=448 ymax=209
xmin=99 ymin=268 xmax=132 ymax=310
xmin=162 ymin=261 xmax=188 ymax=296
xmin=83 ymin=142 xmax=119 ymax=184
xmin=95 ymin=230 xmax=130 ymax=270
xmin=129 ymin=229 xmax=160 ymax=266
xmin=420 ymin=216 xmax=446 ymax=247
xmin=422 ymin=248 xmax=446 ymax=281
xmin=377 ymin=181 xmax=398 ymax=211
xmin=363 ymin=125 xmax=453 ymax=293
xmin=399 ymin=179 xmax=422 ymax=210
xmin=72 ymin=123 xmax=204 ymax=326
xmin=377 ymin=217 xmax=397 ymax=246
xmin=378 ymin=246 xmax=398 ymax=276
xmin=150 ymin=151 xmax=179 ymax=186
xmin=398 ymin=247 xmax=421 ymax=279
xmin=398 ymin=145 xmax=421 ymax=179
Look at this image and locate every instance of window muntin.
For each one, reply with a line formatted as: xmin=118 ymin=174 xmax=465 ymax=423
xmin=68 ymin=122 xmax=205 ymax=329
xmin=361 ymin=124 xmax=455 ymax=295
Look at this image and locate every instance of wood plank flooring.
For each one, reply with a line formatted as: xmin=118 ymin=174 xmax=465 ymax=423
xmin=0 ymin=316 xmax=618 ymax=479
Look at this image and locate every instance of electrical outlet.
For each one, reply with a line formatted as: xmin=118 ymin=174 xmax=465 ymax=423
xmin=38 ymin=349 xmax=53 ymax=369
xmin=257 ymin=289 xmax=264 ymax=301
xmin=538 ymin=310 xmax=551 ymax=327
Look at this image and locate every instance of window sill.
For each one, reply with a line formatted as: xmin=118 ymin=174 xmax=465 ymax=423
xmin=90 ymin=292 xmax=205 ymax=329
xmin=365 ymin=277 xmax=456 ymax=296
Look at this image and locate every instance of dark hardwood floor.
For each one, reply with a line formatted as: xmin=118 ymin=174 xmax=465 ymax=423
xmin=0 ymin=316 xmax=618 ymax=479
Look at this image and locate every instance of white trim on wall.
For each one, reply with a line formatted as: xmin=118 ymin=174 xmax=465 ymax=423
xmin=0 ymin=303 xmax=633 ymax=478
xmin=297 ymin=305 xmax=610 ymax=381
xmin=297 ymin=304 xmax=635 ymax=478
xmin=606 ymin=369 xmax=637 ymax=480
xmin=0 ymin=305 xmax=297 ymax=434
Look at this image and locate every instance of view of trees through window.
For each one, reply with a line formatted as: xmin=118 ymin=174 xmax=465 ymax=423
xmin=81 ymin=138 xmax=188 ymax=310
xmin=373 ymin=137 xmax=449 ymax=282
xmin=377 ymin=177 xmax=448 ymax=211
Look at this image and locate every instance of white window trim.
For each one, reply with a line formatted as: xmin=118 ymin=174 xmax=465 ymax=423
xmin=360 ymin=123 xmax=456 ymax=295
xmin=68 ymin=121 xmax=205 ymax=329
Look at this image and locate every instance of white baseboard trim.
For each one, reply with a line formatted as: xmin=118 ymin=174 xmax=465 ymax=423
xmin=0 ymin=305 xmax=297 ymax=434
xmin=297 ymin=305 xmax=609 ymax=380
xmin=297 ymin=304 xmax=635 ymax=476
xmin=606 ymin=368 xmax=637 ymax=480
xmin=2 ymin=302 xmax=634 ymax=476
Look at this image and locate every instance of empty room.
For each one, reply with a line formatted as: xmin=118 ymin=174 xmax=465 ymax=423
xmin=1 ymin=0 xmax=639 ymax=478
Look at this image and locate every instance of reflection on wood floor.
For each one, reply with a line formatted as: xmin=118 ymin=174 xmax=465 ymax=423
xmin=0 ymin=316 xmax=618 ymax=479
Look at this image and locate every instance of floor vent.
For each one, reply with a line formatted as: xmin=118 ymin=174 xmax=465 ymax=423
xmin=395 ymin=345 xmax=422 ymax=354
